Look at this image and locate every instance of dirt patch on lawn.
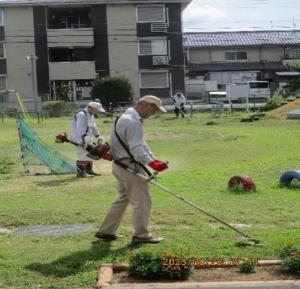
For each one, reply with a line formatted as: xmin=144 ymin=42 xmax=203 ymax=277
xmin=268 ymin=99 xmax=300 ymax=120
xmin=112 ymin=266 xmax=298 ymax=284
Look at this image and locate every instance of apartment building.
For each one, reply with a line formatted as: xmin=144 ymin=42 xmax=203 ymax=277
xmin=0 ymin=0 xmax=190 ymax=106
xmin=184 ymin=30 xmax=300 ymax=98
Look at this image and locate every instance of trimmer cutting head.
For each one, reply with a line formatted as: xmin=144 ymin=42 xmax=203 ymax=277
xmin=235 ymin=237 xmax=262 ymax=247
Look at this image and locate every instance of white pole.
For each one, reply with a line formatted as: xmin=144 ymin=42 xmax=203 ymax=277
xmin=26 ymin=55 xmax=39 ymax=114
xmin=228 ymin=85 xmax=232 ymax=114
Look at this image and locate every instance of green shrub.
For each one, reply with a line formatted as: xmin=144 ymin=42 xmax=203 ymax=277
xmin=260 ymin=99 xmax=281 ymax=112
xmin=42 ymin=101 xmax=79 ymax=117
xmin=281 ymin=255 xmax=300 ymax=273
xmin=90 ymin=76 xmax=133 ymax=107
xmin=128 ymin=250 xmax=193 ymax=280
xmin=279 ymin=243 xmax=298 ymax=259
xmin=239 ymin=259 xmax=256 ymax=273
xmin=279 ymin=243 xmax=300 ymax=274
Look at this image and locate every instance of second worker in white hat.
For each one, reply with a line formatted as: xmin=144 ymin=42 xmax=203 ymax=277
xmin=71 ymin=101 xmax=106 ymax=177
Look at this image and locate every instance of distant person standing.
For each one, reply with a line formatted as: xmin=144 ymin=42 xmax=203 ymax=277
xmin=172 ymin=91 xmax=186 ymax=118
xmin=71 ymin=102 xmax=106 ymax=177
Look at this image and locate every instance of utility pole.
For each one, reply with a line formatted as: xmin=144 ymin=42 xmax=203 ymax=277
xmin=26 ymin=55 xmax=39 ymax=115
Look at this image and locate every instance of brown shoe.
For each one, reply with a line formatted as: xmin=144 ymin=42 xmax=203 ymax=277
xmin=94 ymin=232 xmax=117 ymax=241
xmin=85 ymin=170 xmax=102 ymax=176
xmin=131 ymin=236 xmax=164 ymax=245
xmin=77 ymin=172 xmax=94 ymax=178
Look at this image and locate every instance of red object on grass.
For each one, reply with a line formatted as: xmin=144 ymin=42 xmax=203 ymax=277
xmin=228 ymin=175 xmax=256 ymax=192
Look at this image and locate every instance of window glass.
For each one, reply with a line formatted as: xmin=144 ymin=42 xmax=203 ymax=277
xmin=140 ymin=72 xmax=169 ymax=88
xmin=137 ymin=5 xmax=165 ymax=22
xmin=0 ymin=76 xmax=6 ymax=90
xmin=0 ymin=43 xmax=4 ymax=58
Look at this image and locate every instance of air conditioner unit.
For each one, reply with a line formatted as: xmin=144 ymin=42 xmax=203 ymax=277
xmin=151 ymin=23 xmax=167 ymax=33
xmin=152 ymin=55 xmax=169 ymax=65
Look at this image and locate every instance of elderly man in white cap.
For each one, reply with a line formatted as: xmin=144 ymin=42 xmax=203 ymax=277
xmin=71 ymin=101 xmax=106 ymax=177
xmin=95 ymin=95 xmax=168 ymax=245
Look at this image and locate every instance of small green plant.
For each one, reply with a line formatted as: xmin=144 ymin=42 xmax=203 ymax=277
xmin=279 ymin=243 xmax=300 ymax=273
xmin=260 ymin=99 xmax=281 ymax=112
xmin=128 ymin=249 xmax=193 ymax=280
xmin=279 ymin=243 xmax=298 ymax=259
xmin=42 ymin=101 xmax=79 ymax=117
xmin=239 ymin=259 xmax=256 ymax=273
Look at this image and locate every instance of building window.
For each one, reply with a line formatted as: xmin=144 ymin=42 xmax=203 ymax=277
xmin=0 ymin=9 xmax=3 ymax=26
xmin=139 ymin=39 xmax=167 ymax=55
xmin=225 ymin=51 xmax=247 ymax=61
xmin=48 ymin=8 xmax=91 ymax=29
xmin=140 ymin=71 xmax=169 ymax=88
xmin=137 ymin=5 xmax=165 ymax=23
xmin=49 ymin=48 xmax=93 ymax=62
xmin=0 ymin=76 xmax=6 ymax=90
xmin=0 ymin=43 xmax=4 ymax=59
xmin=285 ymin=48 xmax=300 ymax=59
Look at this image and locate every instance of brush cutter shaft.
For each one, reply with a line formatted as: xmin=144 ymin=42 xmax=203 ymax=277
xmin=150 ymin=180 xmax=257 ymax=241
xmin=115 ymin=161 xmax=259 ymax=244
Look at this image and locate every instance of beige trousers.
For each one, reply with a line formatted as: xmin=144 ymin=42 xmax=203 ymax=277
xmin=98 ymin=161 xmax=151 ymax=238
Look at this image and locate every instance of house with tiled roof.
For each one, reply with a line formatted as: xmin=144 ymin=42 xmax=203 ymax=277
xmin=0 ymin=0 xmax=191 ymax=109
xmin=184 ymin=30 xmax=300 ymax=99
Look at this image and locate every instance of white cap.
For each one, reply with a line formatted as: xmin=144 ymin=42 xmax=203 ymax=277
xmin=138 ymin=95 xmax=166 ymax=113
xmin=88 ymin=101 xmax=105 ymax=113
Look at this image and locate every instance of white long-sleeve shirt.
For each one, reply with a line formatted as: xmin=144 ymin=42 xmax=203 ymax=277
xmin=173 ymin=93 xmax=186 ymax=109
xmin=110 ymin=107 xmax=154 ymax=165
xmin=71 ymin=108 xmax=100 ymax=145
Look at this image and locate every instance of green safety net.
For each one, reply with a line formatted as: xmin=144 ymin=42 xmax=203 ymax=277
xmin=17 ymin=118 xmax=76 ymax=174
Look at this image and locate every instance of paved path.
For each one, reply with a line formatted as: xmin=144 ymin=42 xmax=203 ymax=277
xmin=107 ymin=280 xmax=300 ymax=289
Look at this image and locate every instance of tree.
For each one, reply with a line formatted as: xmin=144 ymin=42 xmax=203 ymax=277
xmin=284 ymin=64 xmax=300 ymax=96
xmin=90 ymin=76 xmax=133 ymax=107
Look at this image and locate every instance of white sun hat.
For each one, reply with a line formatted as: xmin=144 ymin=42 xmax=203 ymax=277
xmin=88 ymin=101 xmax=106 ymax=113
xmin=138 ymin=95 xmax=166 ymax=112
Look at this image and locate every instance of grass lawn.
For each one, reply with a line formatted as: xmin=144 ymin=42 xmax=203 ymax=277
xmin=0 ymin=112 xmax=299 ymax=288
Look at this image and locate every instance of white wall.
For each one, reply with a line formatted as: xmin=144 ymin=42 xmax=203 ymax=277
xmin=189 ymin=47 xmax=283 ymax=63
xmin=261 ymin=47 xmax=283 ymax=61
xmin=5 ymin=6 xmax=36 ymax=101
xmin=106 ymin=4 xmax=140 ymax=100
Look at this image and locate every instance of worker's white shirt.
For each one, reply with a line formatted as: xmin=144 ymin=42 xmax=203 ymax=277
xmin=110 ymin=107 xmax=154 ymax=165
xmin=71 ymin=108 xmax=100 ymax=145
xmin=173 ymin=94 xmax=186 ymax=108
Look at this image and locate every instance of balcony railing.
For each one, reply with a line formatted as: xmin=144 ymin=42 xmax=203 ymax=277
xmin=49 ymin=61 xmax=96 ymax=81
xmin=47 ymin=28 xmax=94 ymax=48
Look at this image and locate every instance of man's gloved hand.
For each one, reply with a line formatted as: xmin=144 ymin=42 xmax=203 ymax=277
xmin=148 ymin=160 xmax=168 ymax=172
xmin=102 ymin=151 xmax=113 ymax=161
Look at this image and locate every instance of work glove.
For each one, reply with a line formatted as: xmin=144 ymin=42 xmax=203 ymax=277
xmin=148 ymin=159 xmax=168 ymax=172
xmin=102 ymin=151 xmax=113 ymax=161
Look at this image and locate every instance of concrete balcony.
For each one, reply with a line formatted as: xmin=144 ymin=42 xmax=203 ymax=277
xmin=49 ymin=61 xmax=96 ymax=80
xmin=282 ymin=59 xmax=300 ymax=66
xmin=47 ymin=28 xmax=94 ymax=48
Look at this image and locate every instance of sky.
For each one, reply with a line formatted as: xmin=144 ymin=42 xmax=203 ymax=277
xmin=183 ymin=0 xmax=300 ymax=32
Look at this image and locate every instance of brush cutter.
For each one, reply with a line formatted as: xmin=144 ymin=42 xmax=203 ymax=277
xmin=55 ymin=133 xmax=112 ymax=161
xmin=114 ymin=160 xmax=261 ymax=246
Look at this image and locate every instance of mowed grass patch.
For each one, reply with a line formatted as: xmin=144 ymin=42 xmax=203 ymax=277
xmin=0 ymin=113 xmax=299 ymax=288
